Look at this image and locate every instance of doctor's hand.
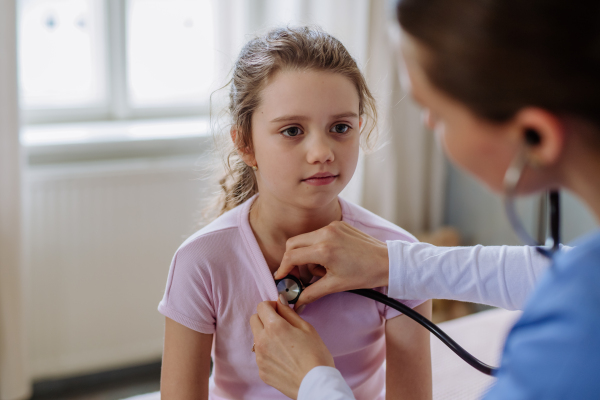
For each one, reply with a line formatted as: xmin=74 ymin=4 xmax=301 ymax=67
xmin=275 ymin=221 xmax=389 ymax=310
xmin=250 ymin=298 xmax=335 ymax=399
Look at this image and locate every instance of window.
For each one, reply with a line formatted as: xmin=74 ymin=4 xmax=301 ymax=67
xmin=18 ymin=0 xmax=216 ymax=125
xmin=127 ymin=0 xmax=214 ymax=108
xmin=19 ymin=0 xmax=107 ymax=113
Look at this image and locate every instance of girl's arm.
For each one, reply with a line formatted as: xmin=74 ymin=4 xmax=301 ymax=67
xmin=161 ymin=317 xmax=213 ymax=400
xmin=385 ymin=300 xmax=433 ymax=400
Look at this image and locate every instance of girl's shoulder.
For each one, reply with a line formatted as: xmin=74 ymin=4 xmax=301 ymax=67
xmin=158 ymin=199 xmax=258 ymax=331
xmin=174 ymin=199 xmax=253 ymax=266
xmin=339 ymin=197 xmax=417 ymax=243
xmin=182 ymin=206 xmax=241 ymax=246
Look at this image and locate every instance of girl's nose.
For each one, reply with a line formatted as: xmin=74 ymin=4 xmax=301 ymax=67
xmin=306 ymin=133 xmax=334 ymax=164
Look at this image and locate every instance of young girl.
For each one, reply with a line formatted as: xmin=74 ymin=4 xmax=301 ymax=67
xmin=158 ymin=26 xmax=432 ymax=400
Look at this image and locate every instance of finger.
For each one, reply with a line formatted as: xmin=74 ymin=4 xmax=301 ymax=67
xmin=256 ymin=300 xmax=277 ymax=313
xmin=275 ymin=297 xmax=308 ymax=329
xmin=276 ymin=227 xmax=335 ymax=279
xmin=274 ymin=259 xmax=296 ymax=280
xmin=256 ymin=301 xmax=284 ymax=325
xmin=277 ymin=246 xmax=327 ymax=280
xmin=288 ymin=265 xmax=301 ymax=280
xmin=294 ymin=277 xmax=340 ymax=309
xmin=284 ymin=229 xmax=324 ymax=252
xmin=249 ymin=313 xmax=264 ymax=338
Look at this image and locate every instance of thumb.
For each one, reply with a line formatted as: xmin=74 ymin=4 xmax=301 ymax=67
xmin=276 ymin=297 xmax=307 ymax=329
xmin=294 ymin=277 xmax=338 ymax=309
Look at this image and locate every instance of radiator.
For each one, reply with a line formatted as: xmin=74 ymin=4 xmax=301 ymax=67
xmin=23 ymin=155 xmax=217 ymax=380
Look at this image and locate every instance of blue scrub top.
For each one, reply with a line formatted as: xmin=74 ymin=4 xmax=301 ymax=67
xmin=486 ymin=230 xmax=600 ymax=399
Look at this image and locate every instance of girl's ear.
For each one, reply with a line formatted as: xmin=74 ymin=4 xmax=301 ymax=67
xmin=230 ymin=127 xmax=257 ymax=167
xmin=513 ymin=108 xmax=565 ymax=167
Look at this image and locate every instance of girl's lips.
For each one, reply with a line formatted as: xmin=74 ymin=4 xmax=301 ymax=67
xmin=302 ymin=174 xmax=338 ymax=186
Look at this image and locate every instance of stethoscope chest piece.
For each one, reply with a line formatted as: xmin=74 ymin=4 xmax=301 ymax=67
xmin=275 ymin=275 xmax=303 ymax=304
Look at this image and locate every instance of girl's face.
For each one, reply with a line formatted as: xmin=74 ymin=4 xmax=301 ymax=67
xmin=247 ymin=69 xmax=361 ymax=210
xmin=399 ymin=33 xmax=523 ymax=193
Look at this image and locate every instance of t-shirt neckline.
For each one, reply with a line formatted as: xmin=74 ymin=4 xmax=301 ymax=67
xmin=237 ymin=194 xmax=353 ymax=301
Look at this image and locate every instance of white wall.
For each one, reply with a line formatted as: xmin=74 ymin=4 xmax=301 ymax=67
xmin=560 ymin=190 xmax=599 ymax=244
xmin=23 ymin=154 xmax=218 ymax=379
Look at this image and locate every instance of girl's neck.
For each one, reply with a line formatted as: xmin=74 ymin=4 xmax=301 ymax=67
xmin=248 ymin=194 xmax=343 ymax=272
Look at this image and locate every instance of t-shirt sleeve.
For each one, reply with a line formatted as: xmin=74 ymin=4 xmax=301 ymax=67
xmin=158 ymin=240 xmax=217 ymax=334
xmin=375 ymin=285 xmax=427 ymax=320
xmin=367 ymin=227 xmax=427 ymax=320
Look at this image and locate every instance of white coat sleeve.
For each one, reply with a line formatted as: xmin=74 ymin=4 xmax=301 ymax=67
xmin=298 ymin=366 xmax=355 ymax=400
xmin=387 ymin=242 xmax=566 ymax=310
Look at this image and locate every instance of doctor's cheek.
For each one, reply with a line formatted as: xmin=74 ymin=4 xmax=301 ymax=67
xmin=436 ymin=124 xmax=468 ymax=169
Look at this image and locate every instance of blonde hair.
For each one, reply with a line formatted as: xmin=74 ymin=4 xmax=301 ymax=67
xmin=216 ymin=26 xmax=377 ymax=215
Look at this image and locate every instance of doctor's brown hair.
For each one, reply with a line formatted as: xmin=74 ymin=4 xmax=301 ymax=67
xmin=396 ymin=0 xmax=600 ymax=128
xmin=216 ymin=26 xmax=377 ymax=215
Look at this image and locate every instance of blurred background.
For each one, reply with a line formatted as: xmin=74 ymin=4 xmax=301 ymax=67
xmin=0 ymin=0 xmax=597 ymax=399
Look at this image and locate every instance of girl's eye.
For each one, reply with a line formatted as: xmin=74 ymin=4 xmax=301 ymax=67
xmin=281 ymin=127 xmax=303 ymax=137
xmin=331 ymin=124 xmax=350 ymax=134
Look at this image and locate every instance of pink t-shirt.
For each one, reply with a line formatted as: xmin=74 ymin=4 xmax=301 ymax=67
xmin=158 ymin=195 xmax=424 ymax=400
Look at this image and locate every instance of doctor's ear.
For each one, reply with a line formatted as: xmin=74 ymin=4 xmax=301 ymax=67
xmin=514 ymin=108 xmax=565 ymax=167
xmin=230 ymin=127 xmax=256 ymax=167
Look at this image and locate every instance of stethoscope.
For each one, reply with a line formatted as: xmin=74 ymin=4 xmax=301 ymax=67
xmin=276 ymin=146 xmax=560 ymax=377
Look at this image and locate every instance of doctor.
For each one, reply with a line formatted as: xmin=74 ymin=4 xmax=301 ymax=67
xmin=249 ymin=0 xmax=600 ymax=398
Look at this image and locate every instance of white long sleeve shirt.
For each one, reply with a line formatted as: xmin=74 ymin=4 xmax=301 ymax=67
xmin=298 ymin=367 xmax=356 ymax=400
xmin=298 ymin=242 xmax=555 ymax=400
xmin=387 ymin=241 xmax=553 ymax=310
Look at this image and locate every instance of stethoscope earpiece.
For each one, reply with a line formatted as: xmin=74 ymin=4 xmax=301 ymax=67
xmin=525 ymin=128 xmax=541 ymax=146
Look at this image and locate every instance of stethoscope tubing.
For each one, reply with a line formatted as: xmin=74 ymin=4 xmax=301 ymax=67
xmin=348 ymin=288 xmax=497 ymax=376
xmin=277 ymin=275 xmax=498 ymax=376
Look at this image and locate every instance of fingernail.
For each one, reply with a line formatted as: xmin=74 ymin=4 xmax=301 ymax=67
xmin=296 ymin=305 xmax=306 ymax=315
xmin=273 ymin=270 xmax=279 ymax=279
xmin=279 ymin=294 xmax=289 ymax=306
